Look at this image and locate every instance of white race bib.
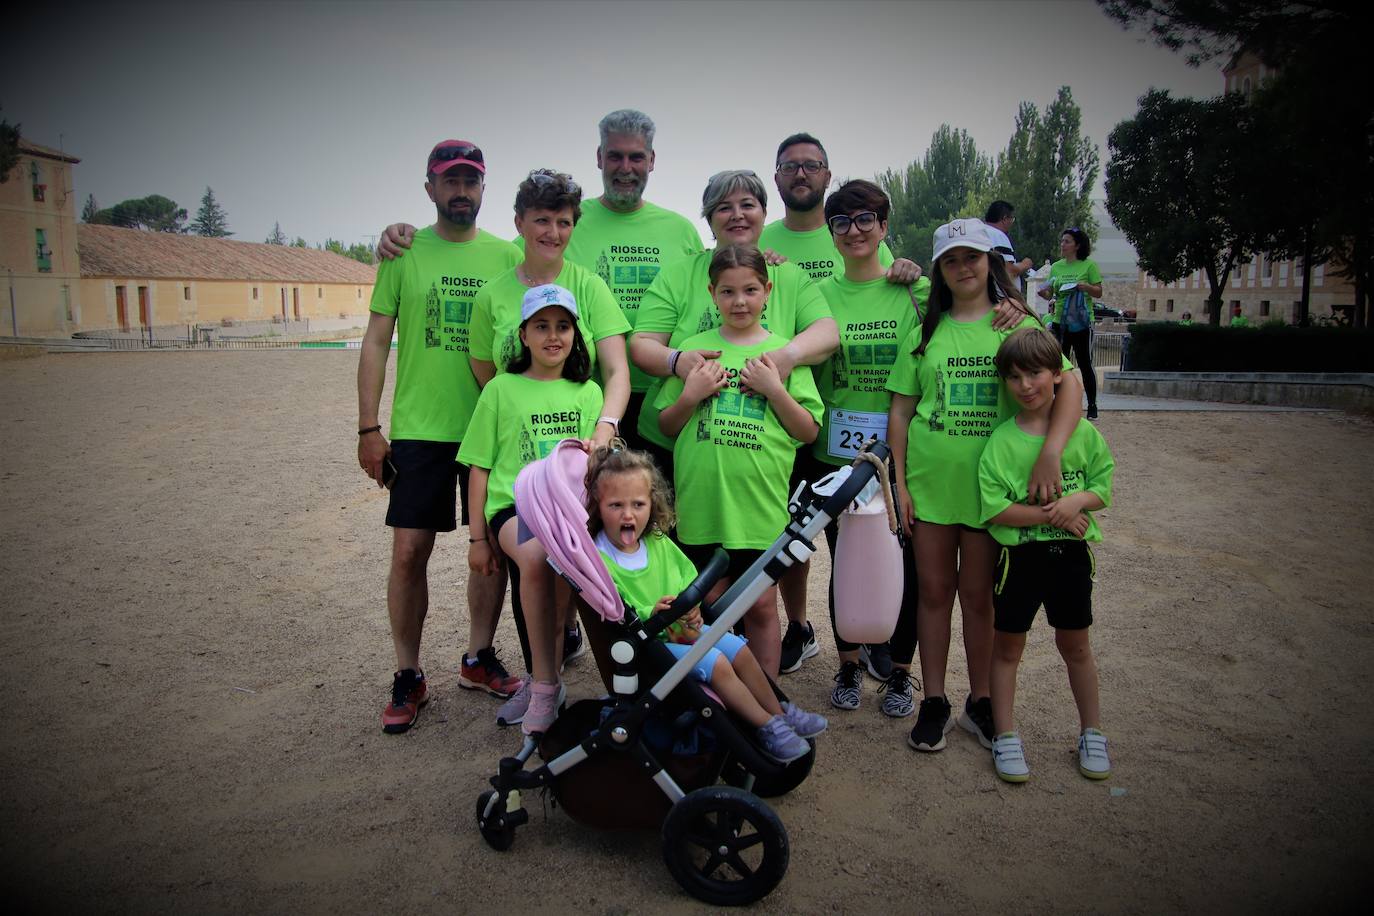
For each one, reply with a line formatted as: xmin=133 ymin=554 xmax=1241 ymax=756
xmin=827 ymin=408 xmax=887 ymax=460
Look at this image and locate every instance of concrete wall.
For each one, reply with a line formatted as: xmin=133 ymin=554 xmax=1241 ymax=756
xmin=1105 ymin=371 xmax=1374 ymax=411
xmin=76 ymin=278 xmax=373 ymax=331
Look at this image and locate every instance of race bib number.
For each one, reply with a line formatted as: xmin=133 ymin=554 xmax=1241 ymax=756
xmin=827 ymin=408 xmax=886 ymax=459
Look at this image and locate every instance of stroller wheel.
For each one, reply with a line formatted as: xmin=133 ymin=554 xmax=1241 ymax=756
xmin=661 ymin=786 xmax=788 ymax=906
xmin=722 ymin=739 xmax=815 ymax=798
xmin=476 ymin=790 xmax=517 ymax=851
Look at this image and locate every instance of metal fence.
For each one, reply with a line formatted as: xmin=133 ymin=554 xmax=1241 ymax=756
xmin=1091 ymin=331 xmax=1128 ymax=371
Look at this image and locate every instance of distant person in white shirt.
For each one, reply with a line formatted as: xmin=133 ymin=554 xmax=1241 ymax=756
xmin=984 ymin=201 xmax=1033 ymax=280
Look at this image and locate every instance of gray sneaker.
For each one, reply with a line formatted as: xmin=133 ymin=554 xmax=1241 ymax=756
xmin=495 ymin=678 xmax=532 ymax=727
xmin=830 ymin=661 xmax=863 ymax=710
xmin=756 ymin=715 xmax=810 ymax=763
xmin=878 ymin=667 xmax=915 ymax=718
xmin=859 ymin=642 xmax=893 ymax=681
xmin=782 ymin=701 xmax=828 ymax=738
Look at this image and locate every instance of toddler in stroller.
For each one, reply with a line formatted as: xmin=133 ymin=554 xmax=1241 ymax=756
xmin=475 ymin=437 xmax=891 ymax=905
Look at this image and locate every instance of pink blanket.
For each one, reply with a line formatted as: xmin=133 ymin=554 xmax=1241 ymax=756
xmin=513 ymin=440 xmax=625 ymax=622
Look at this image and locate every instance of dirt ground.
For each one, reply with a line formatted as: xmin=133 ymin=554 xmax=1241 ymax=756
xmin=1 ymin=350 xmax=1371 ymax=914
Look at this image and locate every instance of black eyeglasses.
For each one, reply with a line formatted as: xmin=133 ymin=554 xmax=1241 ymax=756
xmin=776 ymin=160 xmax=827 ymax=176
xmin=431 ymin=144 xmax=483 ymax=164
xmin=528 ymin=170 xmax=580 ymax=195
xmin=828 ymin=211 xmax=879 ymax=235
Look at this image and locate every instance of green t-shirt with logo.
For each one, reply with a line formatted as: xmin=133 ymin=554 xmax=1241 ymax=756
xmin=1047 ymin=258 xmax=1102 ymax=325
xmin=564 ymin=199 xmax=703 ymax=393
xmin=369 ymin=227 xmax=521 ymax=442
xmin=456 ymin=373 xmax=603 ymax=521
xmin=758 ymin=221 xmax=895 ymax=284
xmin=979 ymin=418 xmax=1115 ymax=546
xmin=635 ymin=251 xmax=832 ymax=449
xmin=813 ymin=275 xmax=922 ymax=467
xmin=469 ymin=259 xmax=631 ymax=378
xmin=654 ymin=328 xmax=824 ymax=549
xmin=885 ymin=312 xmax=1055 ymax=527
xmin=599 ymin=532 xmax=700 ymax=627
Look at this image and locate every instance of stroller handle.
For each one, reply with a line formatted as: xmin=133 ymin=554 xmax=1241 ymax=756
xmin=642 ymin=548 xmax=730 ymax=638
xmin=816 ymin=439 xmax=892 ymax=519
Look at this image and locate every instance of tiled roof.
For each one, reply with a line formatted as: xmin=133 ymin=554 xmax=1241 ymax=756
xmin=78 ymin=224 xmax=377 ymax=284
xmin=18 ymin=140 xmax=81 ymax=164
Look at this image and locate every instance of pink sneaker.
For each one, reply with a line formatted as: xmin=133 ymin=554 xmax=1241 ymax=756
xmin=521 ymin=681 xmax=565 ymax=736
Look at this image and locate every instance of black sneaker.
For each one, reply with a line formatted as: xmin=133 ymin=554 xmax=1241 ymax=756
xmin=957 ymin=695 xmax=995 ymax=749
xmin=779 ymin=620 xmax=818 ymax=674
xmin=1087 ymin=405 xmax=1099 ymax=421
xmin=560 ymin=624 xmax=587 ymax=673
xmin=907 ymin=696 xmax=953 ymax=752
xmin=859 ymin=642 xmax=893 ymax=681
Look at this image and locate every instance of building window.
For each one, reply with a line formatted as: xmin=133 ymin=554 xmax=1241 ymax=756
xmin=35 ymin=229 xmax=52 ymax=272
xmin=1263 ymin=256 xmax=1273 ymax=279
xmin=30 ymin=160 xmax=45 ymax=202
xmin=1166 ymin=300 xmax=1174 ymax=313
xmin=1242 ymin=76 xmax=1252 ymax=97
xmin=253 ymin=287 xmax=259 ymax=300
xmin=62 ymin=285 xmax=72 ymax=321
xmin=1260 ymin=300 xmax=1270 ymax=317
xmin=1149 ymin=299 xmax=1157 ymax=312
xmin=1230 ymin=300 xmax=1240 ymax=313
xmin=183 ymin=286 xmax=191 ymax=301
xmin=317 ymin=286 xmax=323 ymax=299
xmin=357 ymin=287 xmax=362 ymax=299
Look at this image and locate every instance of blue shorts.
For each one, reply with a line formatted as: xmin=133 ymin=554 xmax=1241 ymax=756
xmin=665 ymin=624 xmax=747 ymax=684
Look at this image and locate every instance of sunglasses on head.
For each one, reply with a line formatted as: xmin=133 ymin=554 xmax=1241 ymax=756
xmin=432 ymin=144 xmax=483 ymax=164
xmin=528 ymin=171 xmax=580 ymax=195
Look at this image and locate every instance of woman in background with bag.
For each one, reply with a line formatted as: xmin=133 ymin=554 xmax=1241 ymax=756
xmin=1039 ymin=227 xmax=1103 ymax=419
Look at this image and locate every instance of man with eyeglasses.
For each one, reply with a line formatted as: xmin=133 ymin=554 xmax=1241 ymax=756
xmin=359 ymin=140 xmax=525 ymax=735
xmin=760 ymin=133 xmax=925 ymax=679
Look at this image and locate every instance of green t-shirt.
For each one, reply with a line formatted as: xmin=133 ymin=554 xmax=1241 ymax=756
xmin=813 ymin=275 xmax=922 ymax=467
xmin=469 ymin=259 xmax=631 ymax=379
xmin=369 ymin=227 xmax=521 ymax=442
xmin=1047 ymin=258 xmax=1102 ymax=325
xmin=456 ymin=373 xmax=603 ymax=521
xmin=1231 ymin=315 xmax=1251 ymax=328
xmin=565 ymin=200 xmax=702 ymax=393
xmin=979 ymin=418 xmax=1115 ymax=546
xmin=599 ymin=532 xmax=699 ymax=628
xmin=654 ymin=328 xmax=824 ymax=549
xmin=885 ymin=312 xmax=1055 ymax=527
xmin=635 ymin=251 xmax=832 ymax=449
xmin=758 ymin=220 xmax=895 ymax=284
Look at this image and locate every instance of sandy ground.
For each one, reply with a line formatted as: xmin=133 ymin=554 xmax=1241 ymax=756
xmin=1 ymin=350 xmax=1372 ymax=914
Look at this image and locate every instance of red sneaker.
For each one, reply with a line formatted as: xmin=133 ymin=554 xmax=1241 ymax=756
xmin=381 ymin=669 xmax=428 ymax=734
xmin=458 ymin=647 xmax=525 ymax=699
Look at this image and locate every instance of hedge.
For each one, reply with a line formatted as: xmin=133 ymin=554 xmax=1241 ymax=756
xmin=1125 ymin=324 xmax=1374 ymax=372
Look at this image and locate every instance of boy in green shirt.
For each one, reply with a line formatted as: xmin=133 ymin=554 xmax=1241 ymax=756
xmin=977 ymin=327 xmax=1115 ymax=784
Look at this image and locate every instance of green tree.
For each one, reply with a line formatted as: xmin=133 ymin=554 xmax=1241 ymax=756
xmin=91 ymin=195 xmax=188 ymax=232
xmin=291 ymin=237 xmax=309 ymax=248
xmin=81 ymin=193 xmax=100 ymax=223
xmin=986 ymin=87 xmax=1099 ymax=266
xmin=265 ymin=222 xmax=286 ymax=245
xmin=190 ymin=186 xmax=232 ymax=237
xmin=0 ymin=109 xmax=19 ymax=183
xmin=345 ymin=242 xmax=374 ymax=265
xmin=1105 ymin=89 xmax=1265 ymax=326
xmin=321 ymin=238 xmax=346 ymax=256
xmin=879 ymin=125 xmax=992 ymax=269
xmin=1098 ymin=1 xmax=1370 ymax=324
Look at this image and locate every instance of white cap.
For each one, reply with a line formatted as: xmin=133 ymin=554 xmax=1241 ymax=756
xmin=932 ymin=218 xmax=994 ymax=262
xmin=520 ymin=284 xmax=579 ymax=322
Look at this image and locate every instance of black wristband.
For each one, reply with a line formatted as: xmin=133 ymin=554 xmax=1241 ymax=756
xmin=358 ymin=425 xmax=381 ymax=436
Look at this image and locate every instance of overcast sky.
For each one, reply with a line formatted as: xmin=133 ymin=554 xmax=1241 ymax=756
xmin=5 ymin=0 xmax=1222 ymax=257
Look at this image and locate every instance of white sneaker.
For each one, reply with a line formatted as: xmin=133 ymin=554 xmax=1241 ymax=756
xmin=1078 ymin=728 xmax=1111 ymax=780
xmin=993 ymin=732 xmax=1030 ymax=783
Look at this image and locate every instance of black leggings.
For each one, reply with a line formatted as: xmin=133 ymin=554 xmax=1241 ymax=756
xmin=1059 ymin=327 xmax=1097 ymax=408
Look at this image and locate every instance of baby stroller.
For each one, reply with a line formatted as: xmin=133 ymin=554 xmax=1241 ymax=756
xmin=475 ymin=440 xmax=893 ymax=906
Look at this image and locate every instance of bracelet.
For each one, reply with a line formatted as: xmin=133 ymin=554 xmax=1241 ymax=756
xmin=597 ymin=416 xmax=620 ymax=433
xmin=358 ymin=425 xmax=381 ymax=436
xmin=470 ymin=537 xmax=487 ymax=544
xmin=668 ymin=349 xmax=682 ymax=377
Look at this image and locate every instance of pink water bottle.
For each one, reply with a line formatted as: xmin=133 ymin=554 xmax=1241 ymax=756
xmin=832 ymin=496 xmax=903 ymax=644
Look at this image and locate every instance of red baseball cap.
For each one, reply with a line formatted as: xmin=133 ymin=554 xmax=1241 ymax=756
xmin=427 ymin=140 xmax=485 ymax=176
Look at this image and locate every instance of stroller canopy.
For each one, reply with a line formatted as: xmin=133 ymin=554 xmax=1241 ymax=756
xmin=513 ymin=439 xmax=625 ymax=623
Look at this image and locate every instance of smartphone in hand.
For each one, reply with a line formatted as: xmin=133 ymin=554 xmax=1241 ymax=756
xmin=382 ymin=456 xmax=398 ymax=489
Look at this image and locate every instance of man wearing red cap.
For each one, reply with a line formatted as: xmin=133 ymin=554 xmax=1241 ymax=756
xmin=358 ymin=140 xmax=525 ymax=734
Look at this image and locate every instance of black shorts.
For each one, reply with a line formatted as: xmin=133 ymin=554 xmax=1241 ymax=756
xmin=993 ymin=540 xmax=1095 ymax=634
xmin=680 ymin=542 xmax=767 ymax=585
xmin=385 ymin=440 xmax=469 ymax=531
